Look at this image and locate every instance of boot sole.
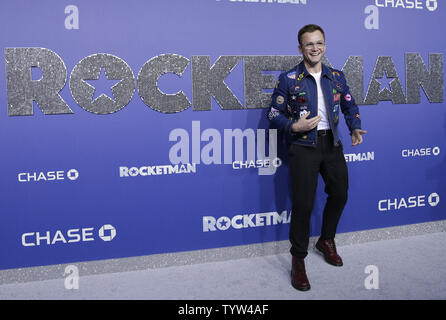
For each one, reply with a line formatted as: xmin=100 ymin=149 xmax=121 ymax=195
xmin=292 ymin=282 xmax=311 ymax=291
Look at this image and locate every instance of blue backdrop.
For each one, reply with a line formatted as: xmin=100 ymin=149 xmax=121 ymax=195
xmin=0 ymin=0 xmax=444 ymax=270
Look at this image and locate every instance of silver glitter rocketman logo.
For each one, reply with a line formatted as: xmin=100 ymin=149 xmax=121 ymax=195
xmin=4 ymin=48 xmax=444 ymax=116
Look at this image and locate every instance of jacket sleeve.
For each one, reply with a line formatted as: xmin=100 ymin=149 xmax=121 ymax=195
xmin=337 ymin=70 xmax=362 ymax=133
xmin=267 ymin=72 xmax=294 ymax=135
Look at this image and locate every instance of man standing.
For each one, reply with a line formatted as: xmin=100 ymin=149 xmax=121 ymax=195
xmin=268 ymin=24 xmax=366 ymax=291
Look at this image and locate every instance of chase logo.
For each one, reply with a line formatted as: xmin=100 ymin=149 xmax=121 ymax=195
xmin=374 ymin=0 xmax=438 ymax=11
xmin=401 ymin=146 xmax=440 ymax=157
xmin=428 ymin=192 xmax=440 ymax=207
xmin=21 ymin=224 xmax=116 ymax=247
xmin=18 ymin=169 xmax=79 ymax=183
xmin=378 ymin=192 xmax=440 ymax=212
xmin=98 ymin=224 xmax=117 ymax=242
xmin=426 ymin=0 xmax=438 ymax=11
xmin=67 ymin=169 xmax=80 ymax=180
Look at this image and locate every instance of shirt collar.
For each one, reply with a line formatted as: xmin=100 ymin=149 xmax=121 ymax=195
xmin=297 ymin=61 xmax=334 ymax=81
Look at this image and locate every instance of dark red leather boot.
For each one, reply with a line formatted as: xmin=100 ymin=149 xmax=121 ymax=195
xmin=291 ymin=256 xmax=311 ymax=291
xmin=316 ymin=238 xmax=343 ymax=266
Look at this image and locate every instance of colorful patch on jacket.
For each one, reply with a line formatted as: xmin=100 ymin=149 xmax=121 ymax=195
xmin=297 ymin=96 xmax=306 ymax=104
xmin=333 ymin=93 xmax=341 ymax=102
xmin=268 ymin=107 xmax=280 ymax=120
xmin=297 ymin=72 xmax=305 ymax=81
xmin=332 ymin=71 xmax=341 ymax=77
xmin=287 ymin=71 xmax=296 ymax=79
xmin=344 ymin=94 xmax=352 ymax=101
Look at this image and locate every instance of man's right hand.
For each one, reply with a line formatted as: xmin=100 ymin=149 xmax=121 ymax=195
xmin=291 ymin=111 xmax=322 ymax=133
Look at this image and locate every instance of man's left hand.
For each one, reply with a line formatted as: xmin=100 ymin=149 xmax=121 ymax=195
xmin=352 ymin=129 xmax=367 ymax=146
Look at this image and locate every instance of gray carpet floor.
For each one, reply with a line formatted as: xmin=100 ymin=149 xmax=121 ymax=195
xmin=1 ymin=231 xmax=445 ymax=300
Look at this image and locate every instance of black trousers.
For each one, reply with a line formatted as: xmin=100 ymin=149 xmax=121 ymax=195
xmin=288 ymin=131 xmax=348 ymax=258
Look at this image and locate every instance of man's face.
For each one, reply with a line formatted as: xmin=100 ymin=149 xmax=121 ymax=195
xmin=298 ymin=30 xmax=326 ymax=68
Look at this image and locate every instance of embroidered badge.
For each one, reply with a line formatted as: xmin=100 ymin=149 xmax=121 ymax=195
xmin=276 ymin=96 xmax=284 ymax=105
xmin=268 ymin=107 xmax=280 ymax=120
xmin=344 ymin=94 xmax=352 ymax=101
xmin=334 ymin=93 xmax=341 ymax=102
xmin=287 ymin=71 xmax=296 ymax=79
xmin=299 ymin=110 xmax=308 ymax=118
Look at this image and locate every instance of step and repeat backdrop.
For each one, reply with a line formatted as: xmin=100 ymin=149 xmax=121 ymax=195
xmin=0 ymin=0 xmax=444 ymax=270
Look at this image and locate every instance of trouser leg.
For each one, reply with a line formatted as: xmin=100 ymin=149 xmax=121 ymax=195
xmin=319 ymin=140 xmax=349 ymax=240
xmin=288 ymin=143 xmax=321 ymax=258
